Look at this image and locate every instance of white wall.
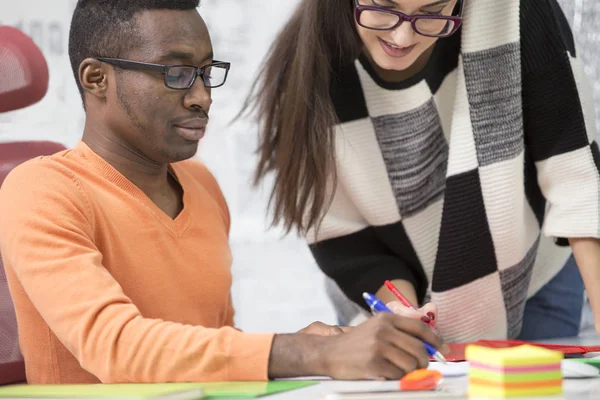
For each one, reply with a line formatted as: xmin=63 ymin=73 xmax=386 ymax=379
xmin=557 ymin=0 xmax=600 ymax=135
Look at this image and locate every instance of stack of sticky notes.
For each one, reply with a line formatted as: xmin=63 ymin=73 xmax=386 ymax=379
xmin=466 ymin=344 xmax=563 ymax=397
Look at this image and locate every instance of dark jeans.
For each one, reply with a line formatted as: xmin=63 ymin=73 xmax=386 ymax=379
xmin=517 ymin=254 xmax=584 ymax=340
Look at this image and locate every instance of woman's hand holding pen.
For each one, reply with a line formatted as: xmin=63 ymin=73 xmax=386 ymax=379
xmin=387 ymin=301 xmax=438 ymax=328
xmin=382 ymin=280 xmax=439 ymax=329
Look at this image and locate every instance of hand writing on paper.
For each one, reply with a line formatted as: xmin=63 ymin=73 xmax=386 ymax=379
xmin=319 ymin=313 xmax=447 ymax=380
xmin=268 ymin=313 xmax=447 ymax=380
xmin=387 ymin=301 xmax=438 ymax=328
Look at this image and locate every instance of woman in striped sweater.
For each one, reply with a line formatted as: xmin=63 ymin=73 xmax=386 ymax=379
xmin=244 ymin=0 xmax=600 ymax=342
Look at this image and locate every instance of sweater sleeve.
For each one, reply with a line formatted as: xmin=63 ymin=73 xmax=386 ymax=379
xmin=0 ymin=159 xmax=273 ymax=383
xmin=306 ymin=177 xmax=428 ymax=309
xmin=309 ymin=228 xmax=427 ymax=310
xmin=521 ymin=0 xmax=600 ymax=240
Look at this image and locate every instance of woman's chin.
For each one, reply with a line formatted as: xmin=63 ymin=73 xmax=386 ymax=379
xmin=373 ymin=53 xmax=417 ymax=73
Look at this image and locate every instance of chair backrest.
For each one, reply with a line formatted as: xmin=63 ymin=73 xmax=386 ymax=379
xmin=0 ymin=269 xmax=24 ymax=385
xmin=0 ymin=26 xmax=49 ymax=113
xmin=0 ymin=25 xmax=56 ymax=386
xmin=0 ymin=141 xmax=67 ymax=385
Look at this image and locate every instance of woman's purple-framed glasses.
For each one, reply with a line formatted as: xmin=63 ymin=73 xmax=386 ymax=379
xmin=354 ymin=0 xmax=463 ymax=38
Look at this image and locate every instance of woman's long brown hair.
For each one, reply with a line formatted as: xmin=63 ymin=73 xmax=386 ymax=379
xmin=241 ymin=0 xmax=361 ymax=234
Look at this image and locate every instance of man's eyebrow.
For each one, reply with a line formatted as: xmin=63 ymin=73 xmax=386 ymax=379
xmin=158 ymin=51 xmax=195 ymax=62
xmin=157 ymin=51 xmax=214 ymax=64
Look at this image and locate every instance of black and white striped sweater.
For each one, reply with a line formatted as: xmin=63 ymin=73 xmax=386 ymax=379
xmin=307 ymin=0 xmax=600 ymax=342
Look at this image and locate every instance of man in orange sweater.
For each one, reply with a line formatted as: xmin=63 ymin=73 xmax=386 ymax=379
xmin=0 ymin=0 xmax=445 ymax=384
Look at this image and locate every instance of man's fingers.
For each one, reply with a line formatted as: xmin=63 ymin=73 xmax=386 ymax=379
xmin=381 ymin=329 xmax=430 ymax=370
xmin=299 ymin=321 xmax=349 ymax=336
xmin=328 ymin=325 xmax=346 ymax=336
xmin=440 ymin=342 xmax=451 ymax=354
xmin=337 ymin=325 xmax=353 ymax=333
xmin=387 ymin=314 xmax=444 ymax=350
xmin=377 ymin=320 xmax=430 ymax=369
xmin=369 ymin=356 xmax=407 ymax=381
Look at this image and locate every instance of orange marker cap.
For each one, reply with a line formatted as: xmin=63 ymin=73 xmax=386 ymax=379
xmin=399 ymin=369 xmax=442 ymax=391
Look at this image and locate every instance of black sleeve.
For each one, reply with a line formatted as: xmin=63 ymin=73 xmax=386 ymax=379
xmin=309 ymin=225 xmax=428 ymax=311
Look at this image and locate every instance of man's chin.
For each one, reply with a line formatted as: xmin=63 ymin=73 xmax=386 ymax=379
xmin=165 ymin=142 xmax=201 ymax=163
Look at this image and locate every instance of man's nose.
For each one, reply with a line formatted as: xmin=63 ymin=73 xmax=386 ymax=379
xmin=183 ymin=75 xmax=212 ymax=111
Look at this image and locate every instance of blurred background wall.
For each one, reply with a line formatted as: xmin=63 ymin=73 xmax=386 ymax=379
xmin=558 ymin=0 xmax=600 ymax=134
xmin=0 ymin=0 xmax=598 ymax=334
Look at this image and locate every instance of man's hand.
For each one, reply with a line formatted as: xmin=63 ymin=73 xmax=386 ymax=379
xmin=268 ymin=313 xmax=447 ymax=380
xmin=298 ymin=321 xmax=352 ymax=336
xmin=320 ymin=313 xmax=448 ymax=380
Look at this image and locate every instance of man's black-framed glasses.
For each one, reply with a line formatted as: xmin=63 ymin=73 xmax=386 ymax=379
xmin=354 ymin=0 xmax=463 ymax=38
xmin=97 ymin=58 xmax=231 ymax=90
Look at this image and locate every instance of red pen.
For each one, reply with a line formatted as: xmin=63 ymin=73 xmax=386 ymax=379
xmin=385 ymin=280 xmax=415 ymax=309
xmin=384 ymin=280 xmax=436 ymax=329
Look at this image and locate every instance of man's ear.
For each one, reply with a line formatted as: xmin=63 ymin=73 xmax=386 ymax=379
xmin=78 ymin=58 xmax=110 ymax=100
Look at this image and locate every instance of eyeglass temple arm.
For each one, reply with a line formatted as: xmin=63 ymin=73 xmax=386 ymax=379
xmin=98 ymin=58 xmax=166 ymax=73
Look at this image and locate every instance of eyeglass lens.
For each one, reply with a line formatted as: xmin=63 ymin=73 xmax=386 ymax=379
xmin=165 ymin=65 xmax=227 ymax=89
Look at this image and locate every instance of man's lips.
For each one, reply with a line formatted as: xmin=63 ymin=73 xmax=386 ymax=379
xmin=174 ymin=118 xmax=208 ymax=130
xmin=173 ymin=118 xmax=209 ymax=141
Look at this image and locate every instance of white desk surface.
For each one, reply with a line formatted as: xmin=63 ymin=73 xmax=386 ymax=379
xmin=261 ymin=336 xmax=600 ymax=400
xmin=263 ymin=376 xmax=600 ymax=400
xmin=3 ymin=379 xmax=597 ymax=400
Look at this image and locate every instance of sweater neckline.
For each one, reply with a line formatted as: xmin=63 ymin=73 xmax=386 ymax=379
xmin=357 ymin=30 xmax=459 ymax=91
xmin=74 ymin=141 xmax=192 ymax=236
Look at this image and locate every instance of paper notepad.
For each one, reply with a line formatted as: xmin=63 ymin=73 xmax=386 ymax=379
xmin=0 ymin=381 xmax=317 ymax=399
xmin=465 ymin=344 xmax=564 ymax=398
xmin=427 ymin=362 xmax=468 ymax=377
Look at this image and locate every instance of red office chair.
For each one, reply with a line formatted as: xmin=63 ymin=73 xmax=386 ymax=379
xmin=0 ymin=26 xmax=66 ymax=385
xmin=0 ymin=26 xmax=48 ymax=112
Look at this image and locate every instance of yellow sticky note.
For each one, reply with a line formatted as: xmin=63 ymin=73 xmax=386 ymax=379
xmin=466 ymin=344 xmax=563 ymax=367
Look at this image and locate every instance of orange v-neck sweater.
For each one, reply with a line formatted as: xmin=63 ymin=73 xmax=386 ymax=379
xmin=0 ymin=142 xmax=274 ymax=384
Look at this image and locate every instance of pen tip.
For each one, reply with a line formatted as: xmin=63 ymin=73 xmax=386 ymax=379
xmin=435 ymin=352 xmax=448 ymax=364
xmin=362 ymin=292 xmax=369 ymax=299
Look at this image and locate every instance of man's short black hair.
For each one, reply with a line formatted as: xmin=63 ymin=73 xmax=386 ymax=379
xmin=68 ymin=0 xmax=200 ymax=102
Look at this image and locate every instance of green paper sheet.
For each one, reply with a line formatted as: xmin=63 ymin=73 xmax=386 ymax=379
xmin=573 ymin=358 xmax=600 ymax=370
xmin=0 ymin=381 xmax=317 ymax=399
